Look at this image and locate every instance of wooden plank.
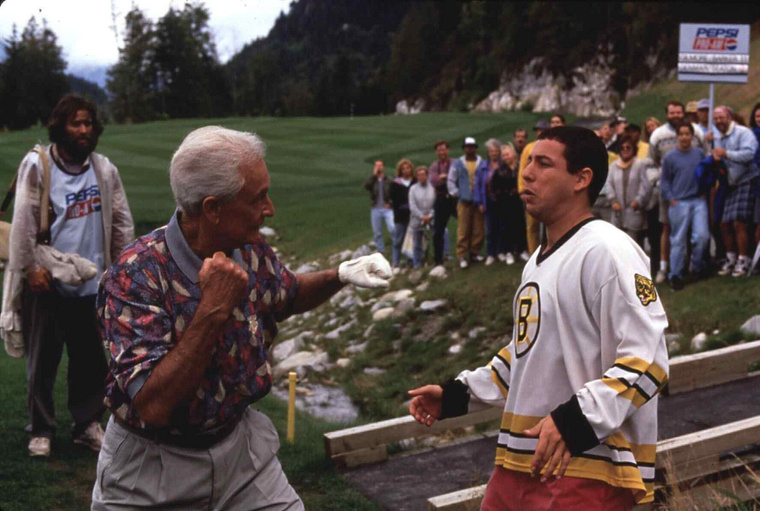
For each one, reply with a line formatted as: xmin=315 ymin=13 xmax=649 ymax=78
xmin=325 ymin=406 xmax=502 ymax=458
xmin=333 ymin=445 xmax=388 ymax=469
xmin=668 ymin=340 xmax=760 ymax=395
xmin=658 ymin=453 xmax=720 ymax=484
xmin=655 ymin=415 xmax=760 ymax=469
xmin=427 ymin=484 xmax=486 ymax=511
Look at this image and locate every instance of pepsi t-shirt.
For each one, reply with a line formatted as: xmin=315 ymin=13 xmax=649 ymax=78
xmin=48 ymin=158 xmax=104 ymax=297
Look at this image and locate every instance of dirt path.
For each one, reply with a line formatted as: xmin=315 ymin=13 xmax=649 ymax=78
xmin=343 ymin=375 xmax=760 ymax=511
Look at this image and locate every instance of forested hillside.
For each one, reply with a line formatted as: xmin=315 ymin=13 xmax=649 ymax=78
xmin=226 ymin=1 xmax=760 ymax=116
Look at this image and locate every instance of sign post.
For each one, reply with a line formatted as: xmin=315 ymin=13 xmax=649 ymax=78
xmin=678 ymin=23 xmax=750 ymax=134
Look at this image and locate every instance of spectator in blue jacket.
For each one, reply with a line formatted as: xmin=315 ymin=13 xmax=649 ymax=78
xmin=474 ymin=138 xmax=504 ymax=265
xmin=447 ymin=137 xmax=483 ymax=269
xmin=712 ymin=106 xmax=759 ymax=277
xmin=660 ymin=122 xmax=708 ymax=290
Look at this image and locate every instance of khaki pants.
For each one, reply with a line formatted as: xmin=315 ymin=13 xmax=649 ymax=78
xmin=92 ymin=409 xmax=303 ymax=511
xmin=525 ymin=212 xmax=540 ymax=254
xmin=456 ymin=201 xmax=485 ymax=261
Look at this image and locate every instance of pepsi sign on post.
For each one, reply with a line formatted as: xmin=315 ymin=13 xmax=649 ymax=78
xmin=678 ymin=23 xmax=750 ymax=83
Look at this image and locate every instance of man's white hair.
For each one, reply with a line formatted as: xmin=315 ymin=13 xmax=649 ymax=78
xmin=484 ymin=138 xmax=502 ymax=151
xmin=170 ymin=126 xmax=266 ymax=216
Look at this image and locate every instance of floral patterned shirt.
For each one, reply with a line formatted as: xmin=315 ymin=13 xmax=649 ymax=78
xmin=98 ymin=211 xmax=298 ymax=434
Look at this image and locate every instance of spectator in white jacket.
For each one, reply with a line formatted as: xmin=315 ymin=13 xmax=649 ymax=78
xmin=607 ymin=137 xmax=652 ymax=248
xmin=408 ymin=166 xmax=436 ymax=267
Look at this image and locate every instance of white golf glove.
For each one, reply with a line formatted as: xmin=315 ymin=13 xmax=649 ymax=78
xmin=338 ymin=253 xmax=392 ymax=289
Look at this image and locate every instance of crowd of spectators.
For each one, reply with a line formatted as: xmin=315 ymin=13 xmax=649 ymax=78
xmin=365 ymin=100 xmax=760 ymax=285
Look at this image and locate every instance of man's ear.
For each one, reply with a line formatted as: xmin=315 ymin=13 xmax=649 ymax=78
xmin=574 ymin=167 xmax=594 ymax=195
xmin=201 ymin=196 xmax=222 ymax=225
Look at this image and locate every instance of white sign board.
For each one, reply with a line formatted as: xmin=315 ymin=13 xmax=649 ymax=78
xmin=678 ymin=23 xmax=750 ymax=83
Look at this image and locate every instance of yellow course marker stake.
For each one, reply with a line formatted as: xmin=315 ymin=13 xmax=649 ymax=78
xmin=287 ymin=371 xmax=296 ymax=444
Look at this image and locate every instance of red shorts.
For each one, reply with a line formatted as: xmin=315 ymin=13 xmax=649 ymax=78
xmin=480 ymin=466 xmax=634 ymax=511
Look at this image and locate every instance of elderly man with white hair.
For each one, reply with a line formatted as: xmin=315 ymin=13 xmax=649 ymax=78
xmin=712 ymin=106 xmax=760 ymax=277
xmin=91 ymin=126 xmax=392 ymax=510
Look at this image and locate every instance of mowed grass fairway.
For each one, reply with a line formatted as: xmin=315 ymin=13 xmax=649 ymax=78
xmin=0 ymin=112 xmax=540 ymax=259
xmin=1 ymin=112 xmax=759 ymax=510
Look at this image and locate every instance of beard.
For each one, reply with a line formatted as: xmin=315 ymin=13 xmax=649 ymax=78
xmin=61 ymin=131 xmax=98 ymax=162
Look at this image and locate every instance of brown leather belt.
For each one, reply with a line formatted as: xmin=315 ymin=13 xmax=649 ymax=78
xmin=114 ymin=414 xmax=243 ymax=449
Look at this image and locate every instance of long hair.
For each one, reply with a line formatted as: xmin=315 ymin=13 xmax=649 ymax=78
xmin=395 ymin=158 xmax=414 ymax=178
xmin=47 ymin=94 xmax=104 ymax=146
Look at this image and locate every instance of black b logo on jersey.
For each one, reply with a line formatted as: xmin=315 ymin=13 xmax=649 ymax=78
xmin=514 ymin=282 xmax=540 ymax=358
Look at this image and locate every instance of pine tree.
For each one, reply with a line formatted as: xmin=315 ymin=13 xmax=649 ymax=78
xmin=0 ymin=18 xmax=69 ymax=130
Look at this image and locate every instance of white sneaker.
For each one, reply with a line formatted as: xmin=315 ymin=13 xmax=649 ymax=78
xmin=519 ymin=251 xmax=530 ymax=262
xmin=497 ymin=253 xmax=507 ymax=262
xmin=459 ymin=259 xmax=469 ymax=269
xmin=485 ymin=256 xmax=495 ymax=266
xmin=731 ymin=259 xmax=748 ymax=277
xmin=29 ymin=436 xmax=51 ymax=457
xmin=505 ymin=253 xmax=515 ymax=265
xmin=718 ymin=260 xmax=735 ymax=276
xmin=73 ymin=422 xmax=104 ymax=452
xmin=392 ymin=267 xmax=401 ymax=276
xmin=471 ymin=255 xmax=485 ymax=263
xmin=655 ymin=269 xmax=667 ymax=284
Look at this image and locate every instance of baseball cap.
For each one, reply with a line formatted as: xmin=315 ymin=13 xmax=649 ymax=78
xmin=533 ymin=119 xmax=550 ymax=130
xmin=686 ymin=101 xmax=699 ymax=113
xmin=697 ymin=98 xmax=710 ymax=110
xmin=462 ymin=136 xmax=477 ymax=147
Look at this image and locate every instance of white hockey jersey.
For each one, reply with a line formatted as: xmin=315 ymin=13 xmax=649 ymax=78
xmin=454 ymin=218 xmax=669 ymax=504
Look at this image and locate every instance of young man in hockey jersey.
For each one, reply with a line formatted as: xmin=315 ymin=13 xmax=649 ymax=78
xmin=409 ymin=126 xmax=668 ymax=510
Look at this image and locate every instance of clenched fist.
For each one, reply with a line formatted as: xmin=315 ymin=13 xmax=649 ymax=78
xmin=338 ymin=253 xmax=392 ymax=288
xmin=198 ymin=252 xmax=248 ymax=320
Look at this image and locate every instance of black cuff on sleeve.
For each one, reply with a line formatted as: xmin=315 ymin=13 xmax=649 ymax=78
xmin=440 ymin=379 xmax=470 ymax=420
xmin=550 ymin=395 xmax=600 ymax=456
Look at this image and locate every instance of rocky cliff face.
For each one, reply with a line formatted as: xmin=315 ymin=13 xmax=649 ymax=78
xmin=474 ymin=55 xmax=622 ymax=117
xmin=395 ymin=55 xmax=624 ymax=117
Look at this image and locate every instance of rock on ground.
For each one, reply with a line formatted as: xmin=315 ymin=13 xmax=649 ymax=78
xmin=271 ymin=331 xmax=313 ymax=362
xmin=347 ymin=340 xmax=369 ymax=354
xmin=420 ymin=299 xmax=447 ymax=312
xmin=352 ymin=245 xmax=373 ymax=259
xmin=371 ymin=301 xmax=392 ymax=314
xmin=270 ymin=384 xmax=358 ymax=423
xmin=741 ymin=315 xmax=760 ymax=336
xmin=690 ymin=332 xmax=708 ymax=352
xmin=428 ymin=266 xmax=447 ymax=279
xmin=408 ymin=270 xmax=423 ymax=285
xmin=273 ymin=351 xmax=328 ymax=378
xmin=325 ymin=319 xmax=357 ymax=340
xmin=373 ymin=307 xmax=395 ymax=322
xmin=393 ymin=298 xmax=415 ymax=317
xmin=294 ymin=261 xmax=320 ymax=274
xmin=379 ymin=289 xmax=414 ymax=303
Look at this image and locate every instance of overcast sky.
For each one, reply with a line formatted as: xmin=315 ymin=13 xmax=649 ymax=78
xmin=0 ymin=0 xmax=291 ymax=74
